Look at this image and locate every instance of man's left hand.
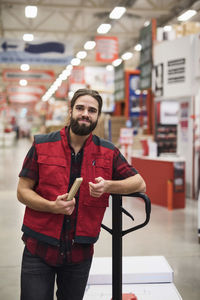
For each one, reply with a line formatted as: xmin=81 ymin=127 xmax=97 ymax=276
xmin=89 ymin=177 xmax=107 ymax=197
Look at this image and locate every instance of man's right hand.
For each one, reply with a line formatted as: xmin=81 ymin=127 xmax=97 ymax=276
xmin=17 ymin=177 xmax=75 ymax=215
xmin=53 ymin=193 xmax=76 ymax=215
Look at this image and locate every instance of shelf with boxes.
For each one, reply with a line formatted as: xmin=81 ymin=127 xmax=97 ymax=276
xmin=155 ymin=124 xmax=177 ymax=155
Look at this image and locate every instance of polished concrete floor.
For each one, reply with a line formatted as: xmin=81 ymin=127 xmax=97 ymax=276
xmin=0 ymin=138 xmax=199 ymax=300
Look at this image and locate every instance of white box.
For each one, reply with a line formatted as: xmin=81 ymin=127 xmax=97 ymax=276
xmin=84 ymin=283 xmax=182 ymax=300
xmin=88 ymin=256 xmax=173 ymax=285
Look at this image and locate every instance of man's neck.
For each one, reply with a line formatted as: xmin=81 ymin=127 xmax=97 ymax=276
xmin=69 ymin=128 xmax=90 ymax=154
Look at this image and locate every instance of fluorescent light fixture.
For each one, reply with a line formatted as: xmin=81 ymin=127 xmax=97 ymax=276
xmin=112 ymin=58 xmax=122 ymax=67
xmin=48 ymin=87 xmax=55 ymax=94
xmin=23 ymin=33 xmax=34 ymax=41
xmin=76 ymin=51 xmax=87 ymax=59
xmin=134 ymin=44 xmax=142 ymax=51
xmin=177 ymin=9 xmax=197 ymax=21
xmin=121 ymin=52 xmax=133 ymax=60
xmin=135 ymin=89 xmax=141 ymax=95
xmin=62 ymin=69 xmax=71 ymax=77
xmin=19 ymin=79 xmax=28 ymax=86
xmin=42 ymin=95 xmax=48 ymax=101
xmin=109 ymin=7 xmax=126 ymax=19
xmin=59 ymin=73 xmax=68 ymax=81
xmin=59 ymin=69 xmax=71 ymax=81
xmin=20 ymin=64 xmax=30 ymax=71
xmin=66 ymin=64 xmax=73 ymax=71
xmin=71 ymin=57 xmax=81 ymax=66
xmin=106 ymin=65 xmax=114 ymax=71
xmin=48 ymin=97 xmax=55 ymax=104
xmin=68 ymin=91 xmax=74 ymax=99
xmin=163 ymin=25 xmax=172 ymax=32
xmin=97 ymin=24 xmax=111 ymax=34
xmin=144 ymin=21 xmax=150 ymax=27
xmin=54 ymin=78 xmax=62 ymax=88
xmin=25 ymin=6 xmax=38 ymax=18
xmin=84 ymin=41 xmax=96 ymax=50
xmin=50 ymin=84 xmax=57 ymax=92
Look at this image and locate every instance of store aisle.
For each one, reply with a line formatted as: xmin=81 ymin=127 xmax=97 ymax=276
xmin=0 ymin=139 xmax=199 ymax=300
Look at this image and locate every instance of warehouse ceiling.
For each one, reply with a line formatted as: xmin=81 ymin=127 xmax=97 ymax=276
xmin=0 ymin=0 xmax=200 ymax=98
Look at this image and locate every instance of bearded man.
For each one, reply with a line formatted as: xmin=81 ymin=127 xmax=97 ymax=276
xmin=17 ymin=88 xmax=146 ymax=300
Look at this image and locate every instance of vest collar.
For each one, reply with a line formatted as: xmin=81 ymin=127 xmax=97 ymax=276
xmin=60 ymin=126 xmax=93 ymax=151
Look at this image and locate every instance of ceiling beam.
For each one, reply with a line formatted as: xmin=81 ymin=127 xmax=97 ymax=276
xmin=1 ymin=1 xmax=170 ymax=16
xmin=3 ymin=28 xmax=139 ymax=38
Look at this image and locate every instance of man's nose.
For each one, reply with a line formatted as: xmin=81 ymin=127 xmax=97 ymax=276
xmin=82 ymin=109 xmax=89 ymax=116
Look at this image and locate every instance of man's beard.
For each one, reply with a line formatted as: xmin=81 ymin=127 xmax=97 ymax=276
xmin=70 ymin=116 xmax=98 ymax=136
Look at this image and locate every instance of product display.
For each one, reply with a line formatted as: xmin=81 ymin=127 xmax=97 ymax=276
xmin=155 ymin=124 xmax=177 ymax=155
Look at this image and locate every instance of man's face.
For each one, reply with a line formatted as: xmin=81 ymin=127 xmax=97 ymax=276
xmin=70 ymin=95 xmax=99 ymax=136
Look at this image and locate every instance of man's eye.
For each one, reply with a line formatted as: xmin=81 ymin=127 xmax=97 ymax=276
xmin=89 ymin=108 xmax=97 ymax=113
xmin=76 ymin=106 xmax=84 ymax=111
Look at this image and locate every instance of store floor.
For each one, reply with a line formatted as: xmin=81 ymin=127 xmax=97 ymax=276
xmin=0 ymin=138 xmax=199 ymax=300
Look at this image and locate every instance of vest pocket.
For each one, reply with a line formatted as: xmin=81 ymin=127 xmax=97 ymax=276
xmin=37 ymin=155 xmax=67 ymax=187
xmin=90 ymin=158 xmax=111 ymax=180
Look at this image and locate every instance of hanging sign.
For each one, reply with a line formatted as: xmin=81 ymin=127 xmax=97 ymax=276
xmin=139 ymin=19 xmax=156 ymax=89
xmin=0 ymin=92 xmax=6 ymax=103
xmin=70 ymin=66 xmax=85 ymax=84
xmin=3 ymin=69 xmax=55 ymax=82
xmin=95 ymin=36 xmax=118 ymax=62
xmin=0 ymin=38 xmax=73 ymax=65
xmin=7 ymin=85 xmax=46 ymax=95
xmin=8 ymin=93 xmax=40 ymax=103
xmin=119 ymin=128 xmax=134 ymax=145
xmin=114 ymin=62 xmax=125 ymax=101
xmin=55 ymin=82 xmax=69 ymax=99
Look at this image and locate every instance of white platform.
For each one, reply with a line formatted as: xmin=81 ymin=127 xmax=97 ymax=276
xmin=85 ymin=256 xmax=182 ymax=300
xmin=88 ymin=256 xmax=173 ymax=285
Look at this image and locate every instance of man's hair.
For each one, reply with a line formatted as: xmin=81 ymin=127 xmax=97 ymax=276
xmin=70 ymin=89 xmax=103 ymax=115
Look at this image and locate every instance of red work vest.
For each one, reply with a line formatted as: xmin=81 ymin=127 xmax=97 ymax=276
xmin=22 ymin=127 xmax=114 ymax=246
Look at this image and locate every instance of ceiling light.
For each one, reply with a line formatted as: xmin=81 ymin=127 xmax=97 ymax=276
xmin=59 ymin=69 xmax=71 ymax=81
xmin=62 ymin=69 xmax=71 ymax=77
xmin=135 ymin=89 xmax=141 ymax=95
xmin=121 ymin=52 xmax=133 ymax=60
xmin=23 ymin=34 xmax=34 ymax=41
xmin=106 ymin=65 xmax=114 ymax=71
xmin=144 ymin=21 xmax=150 ymax=27
xmin=66 ymin=64 xmax=73 ymax=71
xmin=50 ymin=84 xmax=58 ymax=91
xmin=109 ymin=7 xmax=126 ymax=19
xmin=48 ymin=97 xmax=55 ymax=104
xmin=19 ymin=79 xmax=28 ymax=86
xmin=76 ymin=51 xmax=87 ymax=59
xmin=59 ymin=73 xmax=68 ymax=81
xmin=42 ymin=95 xmax=48 ymax=102
xmin=71 ymin=57 xmax=81 ymax=66
xmin=20 ymin=64 xmax=30 ymax=71
xmin=177 ymin=9 xmax=197 ymax=21
xmin=134 ymin=44 xmax=142 ymax=51
xmin=68 ymin=91 xmax=74 ymax=99
xmin=48 ymin=87 xmax=55 ymax=94
xmin=84 ymin=41 xmax=96 ymax=50
xmin=163 ymin=25 xmax=172 ymax=32
xmin=25 ymin=6 xmax=38 ymax=18
xmin=55 ymin=78 xmax=62 ymax=87
xmin=112 ymin=58 xmax=122 ymax=67
xmin=97 ymin=24 xmax=111 ymax=34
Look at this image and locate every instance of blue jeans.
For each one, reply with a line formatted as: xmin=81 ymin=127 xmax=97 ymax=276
xmin=20 ymin=247 xmax=92 ymax=300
